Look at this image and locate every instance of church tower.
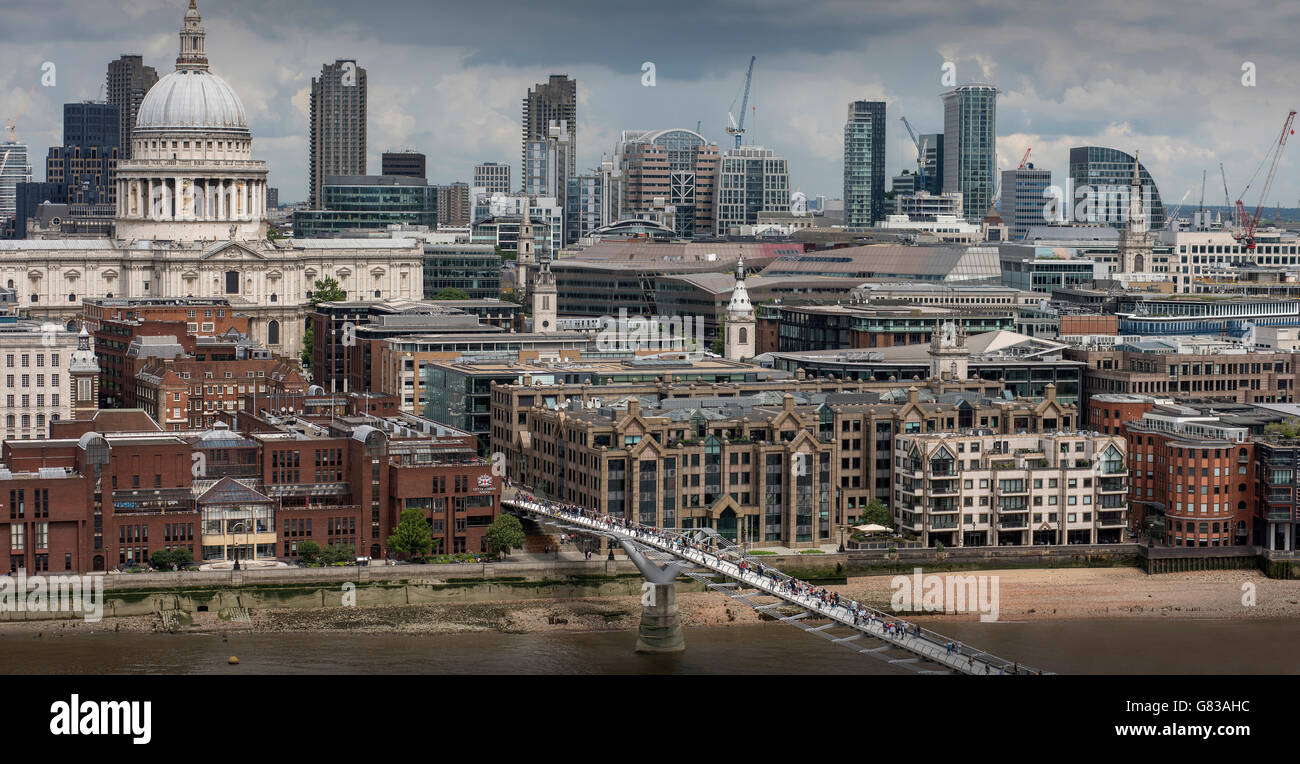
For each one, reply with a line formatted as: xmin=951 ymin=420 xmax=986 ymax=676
xmin=69 ymin=326 xmax=101 ymax=420
xmin=928 ymin=321 xmax=969 ymax=380
xmin=1117 ymin=150 xmax=1153 ymax=273
xmin=724 ymin=257 xmax=755 ymax=361
xmin=532 ymin=257 xmax=557 ymax=332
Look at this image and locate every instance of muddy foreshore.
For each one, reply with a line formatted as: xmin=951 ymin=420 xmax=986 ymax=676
xmin=1 ymin=567 xmax=1295 ymax=638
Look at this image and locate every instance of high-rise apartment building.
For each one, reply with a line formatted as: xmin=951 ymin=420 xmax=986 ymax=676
xmin=106 ymin=54 xmax=158 ymax=160
xmin=942 ymin=83 xmax=998 ymax=222
xmin=565 ymin=162 xmax=615 ymax=245
xmin=843 ymin=100 xmax=886 ymax=228
xmin=522 ymin=75 xmax=577 ymax=183
xmin=381 ymin=150 xmax=426 ymax=180
xmin=474 ymin=162 xmax=511 ymax=196
xmin=715 ymin=146 xmax=789 ymax=235
xmin=437 ymin=182 xmax=471 ymax=227
xmin=616 ymin=128 xmax=719 ymax=238
xmin=1000 ymin=166 xmax=1052 ymax=239
xmin=309 ymin=59 xmax=368 ymax=207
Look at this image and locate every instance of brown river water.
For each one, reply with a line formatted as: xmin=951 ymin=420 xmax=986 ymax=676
xmin=2 ymin=618 xmax=1298 ymax=674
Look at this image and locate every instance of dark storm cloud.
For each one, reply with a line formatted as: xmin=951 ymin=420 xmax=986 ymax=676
xmin=2 ymin=0 xmax=1298 ymax=205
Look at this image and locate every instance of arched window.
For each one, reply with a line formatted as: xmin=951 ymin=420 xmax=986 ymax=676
xmin=267 ymin=320 xmax=280 ymax=346
xmin=225 ymin=270 xmax=239 ymax=294
xmin=68 ymin=293 xmax=76 ymax=303
xmin=739 ymin=327 xmax=748 ymax=344
xmin=30 ymin=294 xmax=38 ymax=303
xmin=373 ymin=290 xmax=381 ymax=298
xmin=269 ymin=293 xmax=277 ymax=302
xmin=5 ymin=280 xmax=11 ymax=289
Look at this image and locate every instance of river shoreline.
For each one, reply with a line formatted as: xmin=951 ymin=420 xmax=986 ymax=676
xmin=1 ymin=567 xmax=1295 ymax=638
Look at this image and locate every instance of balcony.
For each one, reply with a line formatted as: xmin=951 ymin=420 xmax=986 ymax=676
xmin=1098 ymin=511 xmax=1126 ymax=527
xmin=998 ymin=521 xmax=1028 ymax=530
xmin=1099 ymin=478 xmax=1127 ymax=494
xmin=929 ymin=479 xmax=959 ymax=496
xmin=1266 ymin=509 xmax=1293 ymax=521
xmin=929 ymin=519 xmax=958 ymax=530
xmin=928 ymin=501 xmax=959 ymax=513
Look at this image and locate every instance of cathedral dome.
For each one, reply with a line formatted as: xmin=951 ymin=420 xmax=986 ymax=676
xmin=135 ymin=69 xmax=248 ymax=133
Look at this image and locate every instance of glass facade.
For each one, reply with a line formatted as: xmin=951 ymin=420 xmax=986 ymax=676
xmin=422 ymin=245 xmax=501 ymax=299
xmin=294 ymin=177 xmax=435 ymax=237
xmin=844 ymin=100 xmax=886 ymax=228
xmin=942 ymin=84 xmax=998 ymax=222
xmin=1068 ymin=146 xmax=1166 ymax=230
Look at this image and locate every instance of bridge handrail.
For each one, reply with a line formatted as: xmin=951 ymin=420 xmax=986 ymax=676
xmin=506 ymin=493 xmax=1046 ymax=676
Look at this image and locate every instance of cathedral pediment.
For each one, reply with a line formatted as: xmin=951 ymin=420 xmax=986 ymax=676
xmin=200 ymin=241 xmax=267 ymax=261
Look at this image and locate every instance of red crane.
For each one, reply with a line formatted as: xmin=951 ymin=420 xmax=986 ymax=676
xmin=1235 ymin=110 xmax=1296 ymax=250
xmin=1018 ymin=148 xmax=1032 ymax=169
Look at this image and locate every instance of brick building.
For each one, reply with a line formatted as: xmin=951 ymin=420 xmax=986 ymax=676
xmin=0 ymin=395 xmax=498 ymax=572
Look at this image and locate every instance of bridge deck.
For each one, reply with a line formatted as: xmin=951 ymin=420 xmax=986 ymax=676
xmin=506 ymin=495 xmax=1044 ymax=676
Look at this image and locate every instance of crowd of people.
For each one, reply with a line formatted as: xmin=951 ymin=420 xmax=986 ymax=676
xmin=511 ymin=491 xmax=1033 ymax=676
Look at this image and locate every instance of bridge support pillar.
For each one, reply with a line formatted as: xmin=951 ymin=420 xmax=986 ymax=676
xmin=618 ymin=538 xmax=686 ymax=654
xmin=636 ymin=581 xmax=684 ymax=654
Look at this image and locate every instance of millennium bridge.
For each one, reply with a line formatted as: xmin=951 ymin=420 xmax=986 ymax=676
xmin=505 ymin=491 xmax=1046 ymax=676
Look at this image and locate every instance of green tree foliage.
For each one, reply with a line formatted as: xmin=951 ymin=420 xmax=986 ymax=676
xmin=1265 ymin=417 xmax=1300 ymax=439
xmin=432 ymin=287 xmax=470 ymax=301
xmin=300 ymin=276 xmax=348 ymax=366
xmin=485 ymin=513 xmax=525 ymax=556
xmin=297 ymin=540 xmax=321 ymax=565
xmin=861 ymin=498 xmax=892 ymax=528
xmin=387 ymin=507 xmax=434 ymax=560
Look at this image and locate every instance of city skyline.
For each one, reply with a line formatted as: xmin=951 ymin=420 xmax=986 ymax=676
xmin=0 ymin=0 xmax=1297 ymax=213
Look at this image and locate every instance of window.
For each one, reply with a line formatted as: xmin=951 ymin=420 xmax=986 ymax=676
xmin=225 ymin=270 xmax=239 ymax=294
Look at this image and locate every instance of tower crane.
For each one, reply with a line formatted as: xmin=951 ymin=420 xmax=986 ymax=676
xmin=725 ymin=56 xmax=756 ymax=150
xmin=1219 ymin=163 xmax=1232 ymax=226
xmin=1234 ymin=110 xmax=1297 ymax=250
xmin=1017 ymin=147 xmax=1031 ymax=169
xmin=899 ymin=116 xmax=928 ymax=191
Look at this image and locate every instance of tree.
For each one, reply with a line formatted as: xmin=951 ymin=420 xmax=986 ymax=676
xmin=432 ymin=287 xmax=470 ymax=301
xmin=297 ymin=540 xmax=321 ymax=565
xmin=301 ymin=276 xmax=348 ymax=366
xmin=1265 ymin=417 xmax=1300 ymax=439
xmin=387 ymin=507 xmax=434 ymax=560
xmin=861 ymin=498 xmax=892 ymax=529
xmin=171 ymin=548 xmax=193 ymax=567
xmin=485 ymin=514 xmax=525 ymax=557
xmin=150 ymin=549 xmax=174 ymax=569
xmin=320 ymin=543 xmax=356 ymax=565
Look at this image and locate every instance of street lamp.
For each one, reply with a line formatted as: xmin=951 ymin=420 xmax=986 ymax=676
xmin=837 ymin=488 xmax=846 ymax=553
xmin=231 ymin=520 xmax=248 ymax=571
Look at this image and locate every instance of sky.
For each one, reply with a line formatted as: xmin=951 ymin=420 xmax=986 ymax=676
xmin=2 ymin=0 xmax=1299 ymax=212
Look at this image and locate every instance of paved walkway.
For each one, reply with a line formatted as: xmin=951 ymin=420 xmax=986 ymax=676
xmin=506 ymin=493 xmax=1043 ymax=676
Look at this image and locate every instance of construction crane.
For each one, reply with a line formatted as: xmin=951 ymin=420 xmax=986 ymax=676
xmin=1234 ymin=110 xmax=1297 ymax=250
xmin=1017 ymin=147 xmax=1032 ymax=169
xmin=1219 ymin=163 xmax=1232 ymax=226
xmin=725 ymin=56 xmax=756 ymax=149
xmin=899 ymin=116 xmax=928 ymax=191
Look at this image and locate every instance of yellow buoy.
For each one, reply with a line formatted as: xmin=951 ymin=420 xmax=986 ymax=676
xmin=228 ymin=656 xmax=239 ymax=664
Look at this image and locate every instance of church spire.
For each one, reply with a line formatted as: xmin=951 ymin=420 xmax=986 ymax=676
xmin=177 ymin=0 xmax=209 ymax=71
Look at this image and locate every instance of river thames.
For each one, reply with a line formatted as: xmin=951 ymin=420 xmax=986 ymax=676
xmin=2 ymin=617 xmax=1298 ymax=674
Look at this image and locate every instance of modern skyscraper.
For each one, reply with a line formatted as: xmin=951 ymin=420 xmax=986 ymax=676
xmin=522 ymin=75 xmax=576 ymax=183
xmin=309 ymin=59 xmax=368 ymax=207
xmin=0 ymin=125 xmax=32 ymax=229
xmin=565 ymin=160 xmax=615 ymax=245
xmin=45 ymin=101 xmax=120 ymax=207
xmin=942 ymin=83 xmax=998 ymax=222
xmin=381 ymin=150 xmax=425 ymax=180
xmin=843 ymin=100 xmax=886 ymax=228
xmin=616 ymin=128 xmax=719 ymax=238
xmin=106 ymin=54 xmax=158 ymax=160
xmin=1067 ymin=146 xmax=1166 ymax=231
xmin=524 ymin=120 xmax=573 ymax=199
xmin=714 ymin=146 xmax=790 ymax=235
xmin=474 ymin=162 xmax=511 ymax=195
xmin=1000 ymin=165 xmax=1052 ymax=239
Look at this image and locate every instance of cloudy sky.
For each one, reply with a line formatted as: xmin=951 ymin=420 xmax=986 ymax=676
xmin=3 ymin=0 xmax=1299 ymax=212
